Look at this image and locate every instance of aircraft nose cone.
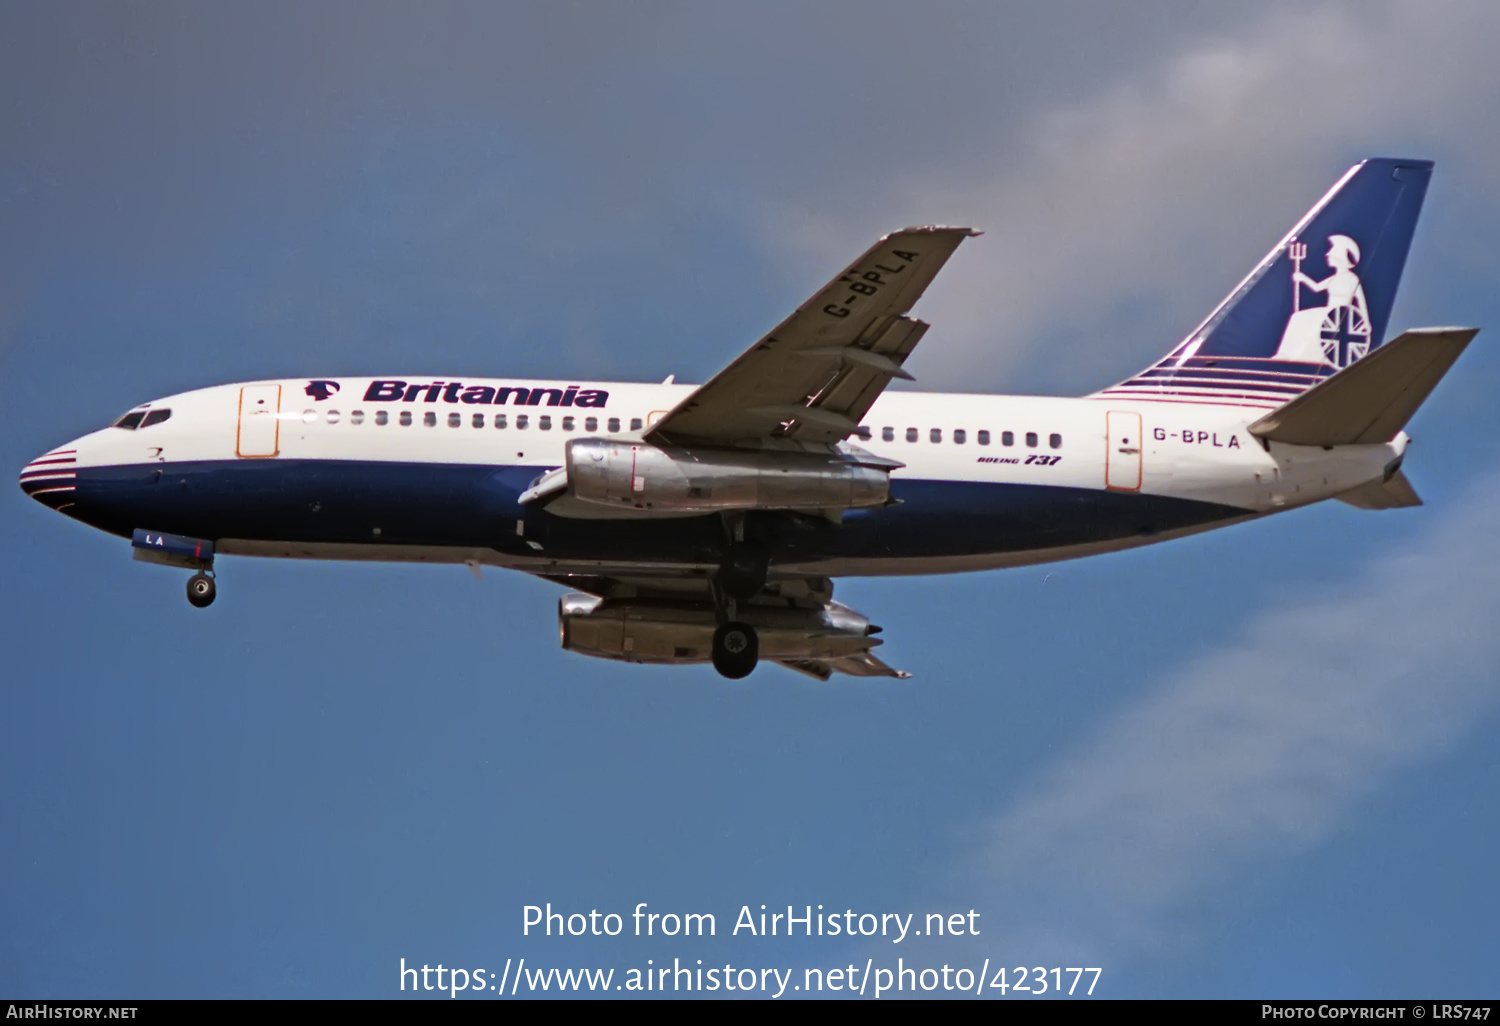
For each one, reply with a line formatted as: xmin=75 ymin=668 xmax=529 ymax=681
xmin=19 ymin=448 xmax=79 ymax=511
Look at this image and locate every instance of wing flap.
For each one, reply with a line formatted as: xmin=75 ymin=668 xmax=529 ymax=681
xmin=792 ymin=317 xmax=930 ymax=444
xmin=777 ymin=651 xmax=912 ymax=680
xmin=1249 ymin=327 xmax=1477 ymax=446
xmin=648 ymin=227 xmax=975 ymax=448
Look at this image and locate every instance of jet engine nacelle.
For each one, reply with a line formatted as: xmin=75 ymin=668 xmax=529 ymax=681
xmin=558 ymin=437 xmax=892 ymax=515
xmin=558 ymin=594 xmax=881 ymax=665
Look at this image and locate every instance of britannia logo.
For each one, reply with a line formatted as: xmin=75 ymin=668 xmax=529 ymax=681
xmin=305 ymin=380 xmax=341 ymax=401
xmin=1272 ymin=234 xmax=1371 ymax=368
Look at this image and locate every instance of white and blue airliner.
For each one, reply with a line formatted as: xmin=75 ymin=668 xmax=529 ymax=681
xmin=20 ymin=158 xmax=1474 ymax=679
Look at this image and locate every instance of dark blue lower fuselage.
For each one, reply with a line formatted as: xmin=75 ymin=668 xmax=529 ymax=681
xmin=48 ymin=459 xmax=1248 ymax=568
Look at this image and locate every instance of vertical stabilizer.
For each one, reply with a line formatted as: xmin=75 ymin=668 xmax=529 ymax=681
xmin=1095 ymin=158 xmax=1432 ymax=407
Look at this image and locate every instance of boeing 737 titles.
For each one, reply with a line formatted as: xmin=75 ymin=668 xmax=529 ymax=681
xmin=20 ymin=158 xmax=1475 ymax=679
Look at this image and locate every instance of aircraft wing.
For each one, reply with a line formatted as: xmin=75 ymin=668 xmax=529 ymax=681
xmin=1338 ymin=468 xmax=1423 ymax=509
xmin=646 ymin=226 xmax=977 ymax=449
xmin=777 ymin=653 xmax=911 ymax=681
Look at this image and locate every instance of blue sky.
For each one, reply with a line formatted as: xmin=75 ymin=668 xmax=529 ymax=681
xmin=4 ymin=1 xmax=1499 ymax=998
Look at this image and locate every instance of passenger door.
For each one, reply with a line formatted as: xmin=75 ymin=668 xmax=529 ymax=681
xmin=237 ymin=384 xmax=282 ymax=458
xmin=1106 ymin=410 xmax=1142 ymax=491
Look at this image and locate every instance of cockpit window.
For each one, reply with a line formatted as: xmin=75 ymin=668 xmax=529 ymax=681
xmin=113 ymin=410 xmax=147 ymax=430
xmin=141 ymin=408 xmax=172 ymax=428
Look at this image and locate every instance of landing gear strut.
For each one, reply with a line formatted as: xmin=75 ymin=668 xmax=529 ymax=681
xmin=186 ymin=572 xmax=216 ymax=608
xmin=714 ymin=544 xmax=768 ymax=602
xmin=710 ymin=516 xmax=766 ymax=678
xmin=712 ymin=621 xmax=758 ymax=679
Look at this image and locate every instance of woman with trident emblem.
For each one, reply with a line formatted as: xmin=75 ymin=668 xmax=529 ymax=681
xmin=1273 ymin=233 xmax=1372 ymax=366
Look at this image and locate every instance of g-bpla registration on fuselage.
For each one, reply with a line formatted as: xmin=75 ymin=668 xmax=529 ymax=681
xmin=21 ymin=158 xmax=1475 ymax=679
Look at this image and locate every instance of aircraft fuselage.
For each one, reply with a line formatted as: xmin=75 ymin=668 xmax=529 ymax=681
xmin=25 ymin=376 xmax=1403 ymax=580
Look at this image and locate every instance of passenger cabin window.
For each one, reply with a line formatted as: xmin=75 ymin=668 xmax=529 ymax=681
xmin=1026 ymin=431 xmax=1038 ymax=447
xmin=516 ymin=414 xmax=529 ymax=430
xmin=585 ymin=416 xmax=598 ymax=432
xmin=929 ymin=428 xmax=942 ymax=443
xmin=141 ymin=409 xmax=172 ymax=428
xmin=399 ymin=411 xmax=413 ymax=426
xmin=375 ymin=410 xmax=388 ymax=426
xmin=977 ymin=430 xmax=990 ymax=446
xmin=953 ymin=428 xmax=966 ymax=444
xmin=630 ymin=417 xmax=643 ymax=431
xmin=855 ymin=426 xmax=872 ymax=440
xmin=882 ymin=427 xmax=895 ymax=442
xmin=447 ymin=412 xmax=461 ymax=427
xmin=494 ymin=414 xmax=508 ymax=429
xmin=1001 ymin=430 xmax=1014 ymax=446
xmin=1050 ymin=433 xmax=1063 ymax=449
xmin=424 ymin=411 xmax=437 ymax=427
xmin=351 ymin=410 xmax=365 ymax=425
xmin=562 ymin=416 xmax=575 ymax=431
xmin=905 ymin=428 xmax=918 ymax=442
xmin=540 ymin=416 xmax=552 ymax=430
xmin=472 ymin=413 xmax=484 ymax=428
xmin=326 ymin=410 xmax=340 ymax=424
xmin=608 ymin=417 xmax=621 ymax=433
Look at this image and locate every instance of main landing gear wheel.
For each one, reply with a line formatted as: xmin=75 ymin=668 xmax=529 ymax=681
xmin=186 ymin=572 xmax=216 ymax=608
xmin=712 ymin=622 xmax=758 ymax=679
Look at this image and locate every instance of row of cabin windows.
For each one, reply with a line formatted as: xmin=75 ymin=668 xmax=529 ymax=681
xmin=856 ymin=426 xmax=1063 ymax=449
xmin=310 ymin=410 xmax=645 ymax=432
xmin=303 ymin=408 xmax=1061 ymax=448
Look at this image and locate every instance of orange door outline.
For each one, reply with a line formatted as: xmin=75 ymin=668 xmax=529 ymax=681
xmin=236 ymin=384 xmax=282 ymax=458
xmin=1105 ymin=410 xmax=1142 ymax=492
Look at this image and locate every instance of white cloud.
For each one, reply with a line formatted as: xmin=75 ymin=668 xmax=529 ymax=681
xmin=771 ymin=0 xmax=1500 ymax=393
xmin=944 ymin=465 xmax=1500 ymax=963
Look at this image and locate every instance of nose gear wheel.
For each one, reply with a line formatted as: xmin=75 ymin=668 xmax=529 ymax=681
xmin=186 ymin=572 xmax=216 ymax=608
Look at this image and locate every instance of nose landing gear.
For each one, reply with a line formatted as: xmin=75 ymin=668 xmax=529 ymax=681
xmin=186 ymin=572 xmax=216 ymax=608
xmin=131 ymin=530 xmax=219 ymax=609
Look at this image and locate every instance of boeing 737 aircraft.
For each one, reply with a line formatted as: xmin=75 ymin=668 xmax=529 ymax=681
xmin=20 ymin=158 xmax=1475 ymax=679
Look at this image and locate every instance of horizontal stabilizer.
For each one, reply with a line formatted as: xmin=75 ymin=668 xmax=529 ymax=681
xmin=1338 ymin=468 xmax=1423 ymax=510
xmin=1249 ymin=327 xmax=1477 ymax=446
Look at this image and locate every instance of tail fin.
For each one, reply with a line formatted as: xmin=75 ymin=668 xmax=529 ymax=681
xmin=1096 ymin=158 xmax=1433 ymax=407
